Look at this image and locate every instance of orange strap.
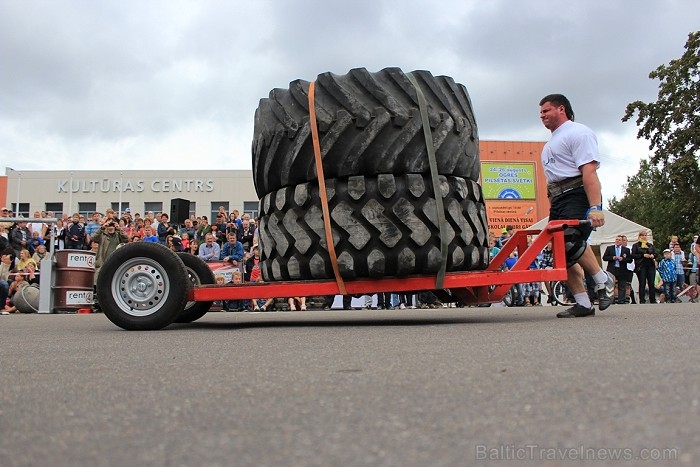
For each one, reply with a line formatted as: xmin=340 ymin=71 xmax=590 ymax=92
xmin=308 ymin=81 xmax=347 ymax=295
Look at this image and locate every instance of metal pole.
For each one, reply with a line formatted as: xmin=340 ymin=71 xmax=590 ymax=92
xmin=68 ymin=172 xmax=73 ymax=215
xmin=118 ymin=172 xmax=123 ymax=217
xmin=15 ymin=171 xmax=20 ymax=215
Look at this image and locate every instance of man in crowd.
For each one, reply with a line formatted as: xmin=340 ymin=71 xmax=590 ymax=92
xmin=91 ymin=219 xmax=129 ymax=309
xmin=603 ymin=235 xmax=632 ymax=304
xmin=65 ymin=213 xmax=87 ymax=250
xmin=221 ymin=233 xmax=244 ymax=270
xmin=198 ymin=233 xmax=221 ymax=262
xmin=85 ymin=211 xmax=102 ymax=240
xmin=539 ymin=93 xmax=614 ymax=318
xmin=10 ymin=218 xmax=32 ymax=255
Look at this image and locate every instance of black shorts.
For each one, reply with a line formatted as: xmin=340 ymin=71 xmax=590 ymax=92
xmin=549 ymin=186 xmax=594 ymax=241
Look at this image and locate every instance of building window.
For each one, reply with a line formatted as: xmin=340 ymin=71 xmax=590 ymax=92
xmin=144 ymin=202 xmax=163 ymax=217
xmin=189 ymin=201 xmax=196 ymax=219
xmin=45 ymin=202 xmax=63 ymax=219
xmin=210 ymin=202 xmax=229 ymax=222
xmin=78 ymin=202 xmax=96 ymax=219
xmin=243 ymin=201 xmax=259 ymax=219
xmin=11 ymin=203 xmax=30 ymax=218
xmin=111 ymin=202 xmax=130 ymax=217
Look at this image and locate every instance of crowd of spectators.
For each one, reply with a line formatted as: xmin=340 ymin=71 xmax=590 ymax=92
xmin=491 ymin=225 xmax=700 ymax=306
xmin=6 ymin=206 xmax=699 ymax=314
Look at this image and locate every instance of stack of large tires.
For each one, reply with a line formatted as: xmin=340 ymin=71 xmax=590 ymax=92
xmin=252 ymin=67 xmax=489 ymax=281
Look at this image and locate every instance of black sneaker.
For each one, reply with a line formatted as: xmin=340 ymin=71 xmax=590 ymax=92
xmin=595 ymin=271 xmax=615 ymax=311
xmin=556 ymin=304 xmax=595 ymax=318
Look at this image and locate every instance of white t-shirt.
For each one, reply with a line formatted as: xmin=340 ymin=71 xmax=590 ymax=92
xmin=541 ymin=120 xmax=600 ymax=183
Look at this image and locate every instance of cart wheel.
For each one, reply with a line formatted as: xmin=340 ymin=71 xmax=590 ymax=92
xmin=502 ymin=287 xmax=514 ymax=307
xmin=552 ymin=280 xmax=570 ymax=306
xmin=174 ymin=253 xmax=215 ymax=323
xmin=96 ymin=243 xmax=189 ymax=330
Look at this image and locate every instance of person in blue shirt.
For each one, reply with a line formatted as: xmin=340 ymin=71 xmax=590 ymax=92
xmin=221 ymin=233 xmax=244 ymax=270
xmin=198 ymin=233 xmax=221 ymax=262
xmin=657 ymin=249 xmax=677 ymax=303
xmin=142 ymin=226 xmax=158 ymax=243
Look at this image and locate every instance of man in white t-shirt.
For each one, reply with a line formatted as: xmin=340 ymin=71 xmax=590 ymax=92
xmin=539 ymin=94 xmax=614 ymax=318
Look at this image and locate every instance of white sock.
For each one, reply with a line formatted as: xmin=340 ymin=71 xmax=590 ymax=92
xmin=592 ymin=269 xmax=608 ymax=285
xmin=574 ymin=292 xmax=592 ymax=309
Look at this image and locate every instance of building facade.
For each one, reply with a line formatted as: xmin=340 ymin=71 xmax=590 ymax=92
xmin=1 ymin=141 xmax=550 ymax=234
xmin=0 ymin=169 xmax=260 ymax=221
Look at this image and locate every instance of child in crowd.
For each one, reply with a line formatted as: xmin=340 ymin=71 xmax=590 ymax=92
xmin=142 ymin=226 xmax=158 ymax=243
xmin=251 ymin=278 xmax=274 ymax=312
xmin=657 ymin=249 xmax=678 ymax=303
xmin=224 ymin=270 xmax=247 ymax=312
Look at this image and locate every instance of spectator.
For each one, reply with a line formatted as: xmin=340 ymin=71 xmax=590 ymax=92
xmin=196 ymin=216 xmax=211 ymax=240
xmin=179 ymin=219 xmax=196 ymax=240
xmin=210 ymin=224 xmax=225 ymax=247
xmin=229 ymin=210 xmax=243 ymax=231
xmin=251 ymin=279 xmax=274 ymax=312
xmin=28 ymin=231 xmax=44 ymax=255
xmin=91 ymin=219 xmax=129 ymax=285
xmin=377 ymin=292 xmax=394 ymax=310
xmin=238 ymin=214 xmax=256 ymax=251
xmin=85 ymin=212 xmax=102 ymax=240
xmin=187 ymin=240 xmax=199 ymax=255
xmin=224 ymin=270 xmax=247 ymax=312
xmin=3 ymin=270 xmax=27 ymax=314
xmin=631 ymin=230 xmax=657 ymax=304
xmin=23 ymin=262 xmax=39 ymax=286
xmin=65 ymin=213 xmax=87 ymax=250
xmin=157 ymin=213 xmax=175 ymax=245
xmin=620 ymin=235 xmax=636 ymax=304
xmin=10 ymin=219 xmax=31 ymax=254
xmin=670 ymin=243 xmax=686 ymax=293
xmin=28 ymin=211 xmax=47 ymax=239
xmin=32 ymin=244 xmax=48 ymax=268
xmin=244 ymin=244 xmax=262 ymax=282
xmin=170 ymin=236 xmax=185 ymax=253
xmin=180 ymin=232 xmax=191 ymax=251
xmin=198 ymin=234 xmax=221 ymax=262
xmin=16 ymin=249 xmax=37 ymax=271
xmin=221 ymin=233 xmax=244 ymax=271
xmin=657 ymin=249 xmax=677 ymax=303
xmin=51 ymin=219 xmax=66 ymax=251
xmin=288 ymin=296 xmax=307 ymax=311
xmin=142 ymin=226 xmax=158 ymax=243
xmin=0 ymin=254 xmax=12 ymax=310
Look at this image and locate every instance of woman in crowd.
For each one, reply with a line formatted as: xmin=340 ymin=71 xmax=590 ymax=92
xmin=16 ymin=249 xmax=37 ymax=271
xmin=632 ymin=230 xmax=657 ymax=304
xmin=188 ymin=239 xmax=199 ymax=255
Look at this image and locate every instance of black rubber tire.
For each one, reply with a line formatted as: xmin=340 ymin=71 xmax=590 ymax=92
xmin=174 ymin=252 xmax=215 ymax=323
xmin=252 ymin=67 xmax=479 ymax=197
xmin=96 ymin=243 xmax=189 ymax=330
xmin=258 ymin=174 xmax=489 ymax=281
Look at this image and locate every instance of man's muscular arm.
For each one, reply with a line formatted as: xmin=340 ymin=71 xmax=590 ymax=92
xmin=580 ymin=162 xmax=604 ymax=227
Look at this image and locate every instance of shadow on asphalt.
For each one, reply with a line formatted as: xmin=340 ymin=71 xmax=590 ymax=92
xmin=168 ymin=310 xmax=553 ymax=330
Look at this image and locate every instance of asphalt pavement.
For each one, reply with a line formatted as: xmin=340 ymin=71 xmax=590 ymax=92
xmin=1 ymin=303 xmax=698 ymax=466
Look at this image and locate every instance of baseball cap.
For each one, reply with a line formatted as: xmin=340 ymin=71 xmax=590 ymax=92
xmin=1 ymin=207 xmax=8 ymax=211
xmin=663 ymin=248 xmax=671 ymax=253
xmin=125 ymin=208 xmax=131 ymax=212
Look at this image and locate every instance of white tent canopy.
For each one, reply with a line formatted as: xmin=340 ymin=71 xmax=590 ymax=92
xmin=529 ymin=209 xmax=652 ymax=246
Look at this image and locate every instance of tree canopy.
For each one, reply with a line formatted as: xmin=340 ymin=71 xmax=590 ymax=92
xmin=611 ymin=31 xmax=700 ymax=247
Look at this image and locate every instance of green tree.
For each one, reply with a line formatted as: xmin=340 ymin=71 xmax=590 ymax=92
xmin=614 ymin=31 xmax=700 ymax=246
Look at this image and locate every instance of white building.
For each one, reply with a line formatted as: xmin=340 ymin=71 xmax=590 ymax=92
xmin=2 ymin=168 xmax=259 ymax=222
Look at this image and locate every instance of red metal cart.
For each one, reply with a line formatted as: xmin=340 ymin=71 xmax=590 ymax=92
xmin=96 ymin=220 xmax=580 ymax=330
